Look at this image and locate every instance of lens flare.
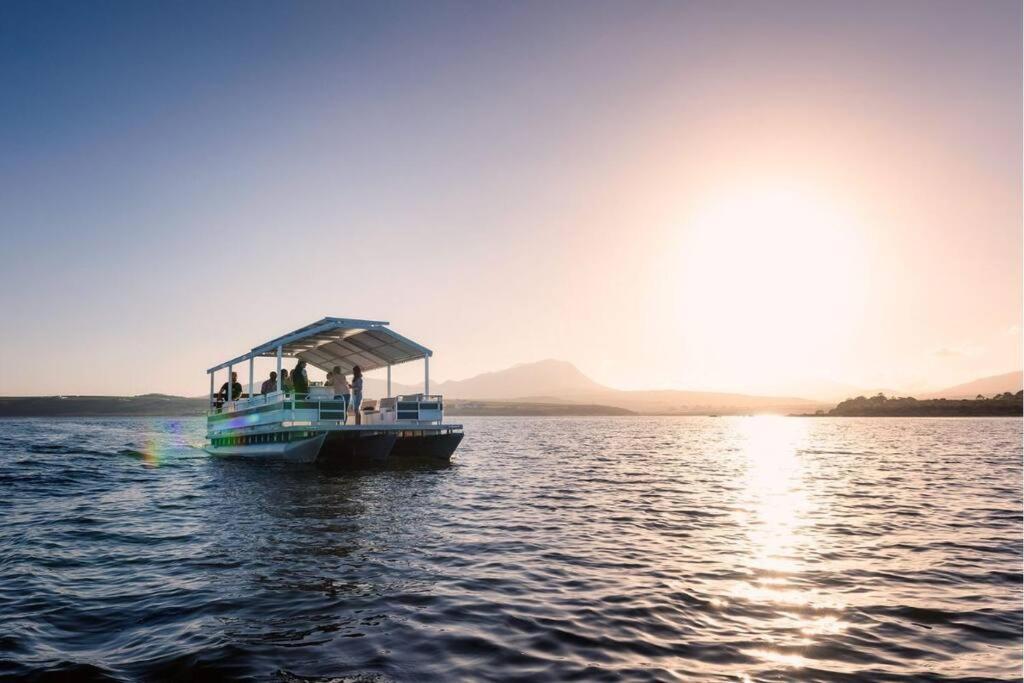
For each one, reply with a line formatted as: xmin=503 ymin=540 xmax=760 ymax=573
xmin=137 ymin=419 xmax=189 ymax=468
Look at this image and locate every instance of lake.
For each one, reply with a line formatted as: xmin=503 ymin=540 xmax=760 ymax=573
xmin=1 ymin=416 xmax=1020 ymax=681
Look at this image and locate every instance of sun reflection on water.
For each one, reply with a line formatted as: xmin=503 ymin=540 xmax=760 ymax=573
xmin=730 ymin=416 xmax=846 ymax=672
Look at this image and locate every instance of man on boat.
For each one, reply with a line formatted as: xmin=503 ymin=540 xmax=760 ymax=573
xmin=260 ymin=371 xmax=278 ymax=395
xmin=292 ymin=360 xmax=309 ymax=394
xmin=218 ymin=372 xmax=243 ymax=401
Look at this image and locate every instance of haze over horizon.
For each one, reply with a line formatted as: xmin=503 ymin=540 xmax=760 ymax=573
xmin=1 ymin=1 xmax=1020 ymax=398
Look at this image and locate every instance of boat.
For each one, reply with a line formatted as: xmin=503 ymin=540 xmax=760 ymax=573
xmin=203 ymin=317 xmax=464 ymax=466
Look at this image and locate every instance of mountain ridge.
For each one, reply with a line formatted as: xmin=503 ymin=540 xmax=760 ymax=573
xmin=918 ymin=371 xmax=1023 ymax=400
xmin=370 ymin=359 xmax=825 ymax=414
xmin=3 ymin=362 xmax=1019 ymax=416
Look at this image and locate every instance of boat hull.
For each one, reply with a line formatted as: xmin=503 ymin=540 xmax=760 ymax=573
xmin=204 ymin=433 xmax=326 ymax=464
xmin=204 ymin=427 xmax=462 ymax=466
xmin=316 ymin=430 xmax=398 ymax=468
xmin=390 ymin=431 xmax=464 ymax=460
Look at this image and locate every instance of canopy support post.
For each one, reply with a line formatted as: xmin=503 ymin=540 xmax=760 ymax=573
xmin=248 ymin=356 xmax=254 ymax=399
xmin=276 ymin=345 xmax=282 ymax=392
xmin=209 ymin=372 xmax=214 ymax=409
xmin=227 ymin=364 xmax=233 ymax=401
xmin=424 ymin=355 xmax=429 ymax=396
xmin=387 ymin=364 xmax=392 ymax=398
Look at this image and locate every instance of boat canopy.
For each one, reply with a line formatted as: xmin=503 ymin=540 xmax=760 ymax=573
xmin=207 ymin=317 xmax=432 ymax=375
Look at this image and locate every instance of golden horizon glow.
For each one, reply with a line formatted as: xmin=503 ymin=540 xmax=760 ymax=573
xmin=673 ymin=183 xmax=869 ymax=394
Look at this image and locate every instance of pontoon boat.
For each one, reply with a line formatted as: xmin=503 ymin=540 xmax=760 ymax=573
xmin=203 ymin=317 xmax=463 ymax=465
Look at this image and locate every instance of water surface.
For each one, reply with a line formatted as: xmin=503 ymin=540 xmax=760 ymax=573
xmin=1 ymin=416 xmax=1020 ymax=681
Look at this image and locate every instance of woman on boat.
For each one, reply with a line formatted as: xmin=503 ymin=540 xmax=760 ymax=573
xmin=281 ymin=368 xmax=293 ymax=394
xmin=351 ymin=365 xmax=364 ymax=425
xmin=330 ymin=366 xmax=351 ymax=416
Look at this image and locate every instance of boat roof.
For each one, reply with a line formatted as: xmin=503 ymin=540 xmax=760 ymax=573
xmin=207 ymin=317 xmax=432 ymax=374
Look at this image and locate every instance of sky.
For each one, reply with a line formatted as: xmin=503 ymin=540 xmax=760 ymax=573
xmin=0 ymin=0 xmax=1020 ymax=397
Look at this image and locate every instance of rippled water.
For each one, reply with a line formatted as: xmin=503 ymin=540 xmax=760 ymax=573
xmin=0 ymin=416 xmax=1020 ymax=681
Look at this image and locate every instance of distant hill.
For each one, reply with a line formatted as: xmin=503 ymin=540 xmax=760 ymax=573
xmin=356 ymin=360 xmax=604 ymax=399
xmin=826 ymin=392 xmax=1022 ymax=417
xmin=0 ymin=394 xmax=207 ymax=417
xmin=919 ymin=371 xmax=1024 ymax=400
xmin=434 ymin=359 xmax=606 ymax=400
xmin=400 ymin=359 xmax=825 ymax=414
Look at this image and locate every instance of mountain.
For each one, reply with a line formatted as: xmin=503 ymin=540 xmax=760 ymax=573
xmin=433 ymin=359 xmax=606 ymax=400
xmin=358 ymin=360 xmax=607 ymax=402
xmin=919 ymin=371 xmax=1024 ymax=400
xmin=420 ymin=359 xmax=824 ymax=414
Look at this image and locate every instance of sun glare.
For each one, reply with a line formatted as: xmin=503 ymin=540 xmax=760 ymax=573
xmin=731 ymin=417 xmax=848 ymax=674
xmin=674 ymin=184 xmax=868 ymax=392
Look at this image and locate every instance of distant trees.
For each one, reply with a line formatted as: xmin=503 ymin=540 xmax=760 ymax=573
xmin=829 ymin=392 xmax=1023 ymax=417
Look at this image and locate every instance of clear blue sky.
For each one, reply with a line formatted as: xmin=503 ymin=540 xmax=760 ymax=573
xmin=1 ymin=1 xmax=1020 ymax=396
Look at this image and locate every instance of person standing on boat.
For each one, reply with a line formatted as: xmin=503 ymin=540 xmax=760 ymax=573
xmin=292 ymin=360 xmax=309 ymax=395
xmin=281 ymin=369 xmax=293 ymax=394
xmin=330 ymin=366 xmax=351 ymax=416
xmin=260 ymin=371 xmax=277 ymax=395
xmin=351 ymin=365 xmax=364 ymax=425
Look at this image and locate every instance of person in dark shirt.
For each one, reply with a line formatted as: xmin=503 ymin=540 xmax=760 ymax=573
xmin=292 ymin=361 xmax=309 ymax=394
xmin=260 ymin=371 xmax=278 ymax=395
xmin=350 ymin=365 xmax=364 ymax=425
xmin=218 ymin=372 xmax=243 ymax=401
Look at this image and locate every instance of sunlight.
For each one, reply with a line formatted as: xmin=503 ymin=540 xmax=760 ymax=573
xmin=674 ymin=183 xmax=868 ymax=392
xmin=743 ymin=649 xmax=810 ymax=669
xmin=731 ymin=417 xmax=848 ymax=674
xmin=737 ymin=417 xmax=811 ymax=576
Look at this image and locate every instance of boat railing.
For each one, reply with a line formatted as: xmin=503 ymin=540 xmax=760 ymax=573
xmin=210 ymin=390 xmax=287 ymax=413
xmin=208 ymin=392 xmax=446 ymax=432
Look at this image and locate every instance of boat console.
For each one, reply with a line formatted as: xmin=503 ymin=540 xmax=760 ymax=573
xmin=364 ymin=394 xmax=443 ymax=425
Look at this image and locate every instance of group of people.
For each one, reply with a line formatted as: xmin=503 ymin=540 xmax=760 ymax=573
xmin=246 ymin=362 xmax=365 ymax=424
